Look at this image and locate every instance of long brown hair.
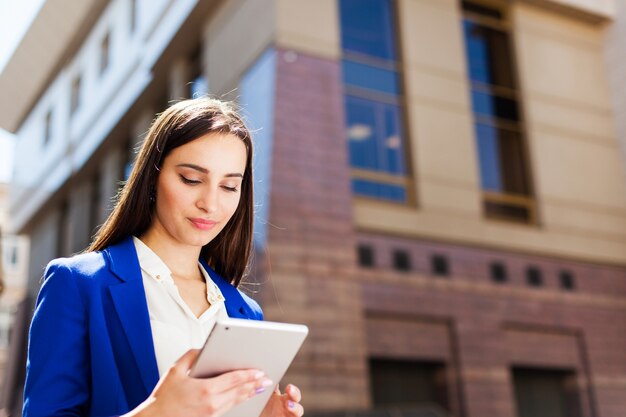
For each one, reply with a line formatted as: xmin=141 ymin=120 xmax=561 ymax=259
xmin=89 ymin=98 xmax=254 ymax=287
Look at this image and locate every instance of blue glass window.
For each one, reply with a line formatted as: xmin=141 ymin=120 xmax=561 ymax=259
xmin=346 ymin=96 xmax=405 ymax=175
xmin=463 ymin=20 xmax=514 ymax=89
xmin=340 ymin=0 xmax=409 ymax=203
xmin=340 ymin=0 xmax=397 ymax=60
xmin=462 ymin=1 xmax=533 ymax=222
xmin=342 ymin=60 xmax=400 ymax=95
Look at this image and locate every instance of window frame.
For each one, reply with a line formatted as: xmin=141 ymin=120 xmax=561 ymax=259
xmin=340 ymin=0 xmax=416 ymax=206
xmin=462 ymin=0 xmax=538 ymax=225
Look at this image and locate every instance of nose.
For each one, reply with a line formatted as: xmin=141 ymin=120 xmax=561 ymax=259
xmin=197 ymin=185 xmax=218 ymax=213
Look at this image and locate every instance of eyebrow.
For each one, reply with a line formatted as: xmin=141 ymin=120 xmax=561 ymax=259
xmin=176 ymin=163 xmax=243 ymax=178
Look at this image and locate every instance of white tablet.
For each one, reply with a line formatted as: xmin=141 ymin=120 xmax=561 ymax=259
xmin=189 ymin=317 xmax=309 ymax=417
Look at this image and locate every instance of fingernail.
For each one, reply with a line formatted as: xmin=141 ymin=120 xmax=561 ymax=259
xmin=261 ymin=379 xmax=273 ymax=388
xmin=255 ymin=387 xmax=265 ymax=395
xmin=288 ymin=400 xmax=295 ymax=409
xmin=254 ymin=371 xmax=265 ymax=379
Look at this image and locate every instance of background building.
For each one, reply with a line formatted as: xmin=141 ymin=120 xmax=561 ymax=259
xmin=1 ymin=0 xmax=625 ymax=416
xmin=0 ymin=177 xmax=29 ymax=415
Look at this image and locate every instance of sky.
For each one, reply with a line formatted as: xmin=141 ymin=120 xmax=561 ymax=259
xmin=0 ymin=0 xmax=46 ymax=183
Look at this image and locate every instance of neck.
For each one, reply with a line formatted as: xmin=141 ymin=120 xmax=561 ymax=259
xmin=138 ymin=225 xmax=202 ymax=279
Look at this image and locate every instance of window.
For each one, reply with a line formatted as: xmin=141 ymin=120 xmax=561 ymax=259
xmin=43 ymin=110 xmax=53 ymax=146
xmin=392 ymin=249 xmax=411 ymax=272
xmin=559 ymin=270 xmax=575 ymax=291
xmin=490 ymin=261 xmax=507 ymax=283
xmin=0 ymin=306 xmax=13 ymax=348
xmin=100 ymin=31 xmax=110 ymax=75
xmin=431 ymin=254 xmax=450 ymax=277
xmin=526 ymin=266 xmax=542 ymax=287
xmin=129 ymin=0 xmax=137 ymax=34
xmin=462 ymin=1 xmax=535 ymax=223
xmin=188 ymin=45 xmax=209 ymax=98
xmin=358 ymin=244 xmax=375 ymax=268
xmin=370 ymin=359 xmax=449 ymax=412
xmin=512 ymin=368 xmax=582 ymax=417
xmin=70 ymin=75 xmax=81 ymax=114
xmin=9 ymin=244 xmax=18 ymax=267
xmin=339 ymin=0 xmax=411 ymax=203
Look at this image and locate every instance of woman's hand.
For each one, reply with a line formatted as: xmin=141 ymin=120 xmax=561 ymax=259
xmin=260 ymin=384 xmax=304 ymax=417
xmin=126 ymin=349 xmax=273 ymax=417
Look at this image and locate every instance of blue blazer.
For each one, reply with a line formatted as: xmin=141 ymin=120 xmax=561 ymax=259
xmin=23 ymin=236 xmax=263 ymax=417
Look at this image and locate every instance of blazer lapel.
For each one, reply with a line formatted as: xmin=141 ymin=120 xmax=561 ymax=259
xmin=105 ymin=237 xmax=160 ymax=397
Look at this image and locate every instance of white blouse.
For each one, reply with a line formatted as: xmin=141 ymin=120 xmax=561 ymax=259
xmin=132 ymin=236 xmax=228 ymax=377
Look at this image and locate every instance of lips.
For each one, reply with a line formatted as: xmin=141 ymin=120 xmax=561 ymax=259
xmin=189 ymin=218 xmax=218 ymax=231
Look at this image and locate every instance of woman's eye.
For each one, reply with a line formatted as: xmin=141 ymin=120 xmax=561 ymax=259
xmin=222 ymin=185 xmax=239 ymax=192
xmin=179 ymin=175 xmax=201 ymax=185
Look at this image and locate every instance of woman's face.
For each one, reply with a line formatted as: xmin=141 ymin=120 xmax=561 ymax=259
xmin=150 ymin=132 xmax=247 ymax=249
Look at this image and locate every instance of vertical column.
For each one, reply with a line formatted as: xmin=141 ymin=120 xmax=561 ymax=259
xmin=263 ymin=48 xmax=368 ymax=410
xmin=99 ymin=146 xmax=124 ymax=221
xmin=68 ymin=181 xmax=91 ymax=254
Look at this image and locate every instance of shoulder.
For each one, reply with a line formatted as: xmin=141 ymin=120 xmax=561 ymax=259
xmin=41 ymin=251 xmax=111 ymax=295
xmin=44 ymin=251 xmax=108 ymax=280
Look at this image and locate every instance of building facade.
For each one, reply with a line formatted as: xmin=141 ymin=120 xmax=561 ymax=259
xmin=0 ymin=180 xmax=30 ymax=414
xmin=1 ymin=0 xmax=625 ymax=416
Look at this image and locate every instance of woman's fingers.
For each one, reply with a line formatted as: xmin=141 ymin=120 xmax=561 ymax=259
xmin=206 ymin=374 xmax=274 ymax=415
xmin=285 ymin=384 xmax=302 ymax=403
xmin=285 ymin=399 xmax=304 ymax=417
xmin=207 ymin=369 xmax=271 ymax=395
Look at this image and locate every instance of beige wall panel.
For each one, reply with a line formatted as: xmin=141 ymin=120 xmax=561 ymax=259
xmin=398 ymin=0 xmax=466 ymax=76
xmin=275 ymin=0 xmax=340 ymax=59
xmin=526 ymin=98 xmax=616 ymax=145
xmin=420 ymin=180 xmax=481 ymax=216
xmin=515 ymin=5 xmax=611 ymax=110
xmin=405 ymin=67 xmax=470 ymax=111
xmin=515 ymin=3 xmax=606 ymax=45
xmin=540 ymin=0 xmax=615 ymax=18
xmin=533 ymin=132 xmax=626 ymax=209
xmin=605 ymin=0 xmax=626 ymax=184
xmin=354 ymin=201 xmax=626 ymax=264
xmin=205 ymin=0 xmax=275 ymax=95
xmin=542 ymin=202 xmax=626 ymax=241
xmin=409 ymin=104 xmax=480 ymax=188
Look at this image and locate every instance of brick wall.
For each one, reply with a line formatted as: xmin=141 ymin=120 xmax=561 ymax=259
xmin=257 ymin=48 xmax=369 ymax=410
xmin=359 ymin=232 xmax=626 ymax=417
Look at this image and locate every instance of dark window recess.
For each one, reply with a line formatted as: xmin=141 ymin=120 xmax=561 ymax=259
xmin=490 ymin=262 xmax=507 ymax=283
xmin=462 ymin=1 xmax=504 ymax=19
xmin=370 ymin=358 xmax=449 ymax=412
xmin=526 ymin=266 xmax=543 ymax=287
xmin=513 ymin=367 xmax=582 ymax=417
xmin=559 ymin=271 xmax=575 ymax=291
xmin=392 ymin=249 xmax=411 ymax=272
xmin=43 ymin=110 xmax=53 ymax=146
xmin=431 ymin=254 xmax=449 ymax=277
xmin=129 ymin=0 xmax=137 ymax=33
xmin=358 ymin=245 xmax=375 ymax=268
xmin=70 ymin=75 xmax=81 ymax=114
xmin=100 ymin=32 xmax=110 ymax=74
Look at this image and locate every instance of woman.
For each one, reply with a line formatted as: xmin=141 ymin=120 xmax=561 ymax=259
xmin=23 ymin=98 xmax=304 ymax=417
